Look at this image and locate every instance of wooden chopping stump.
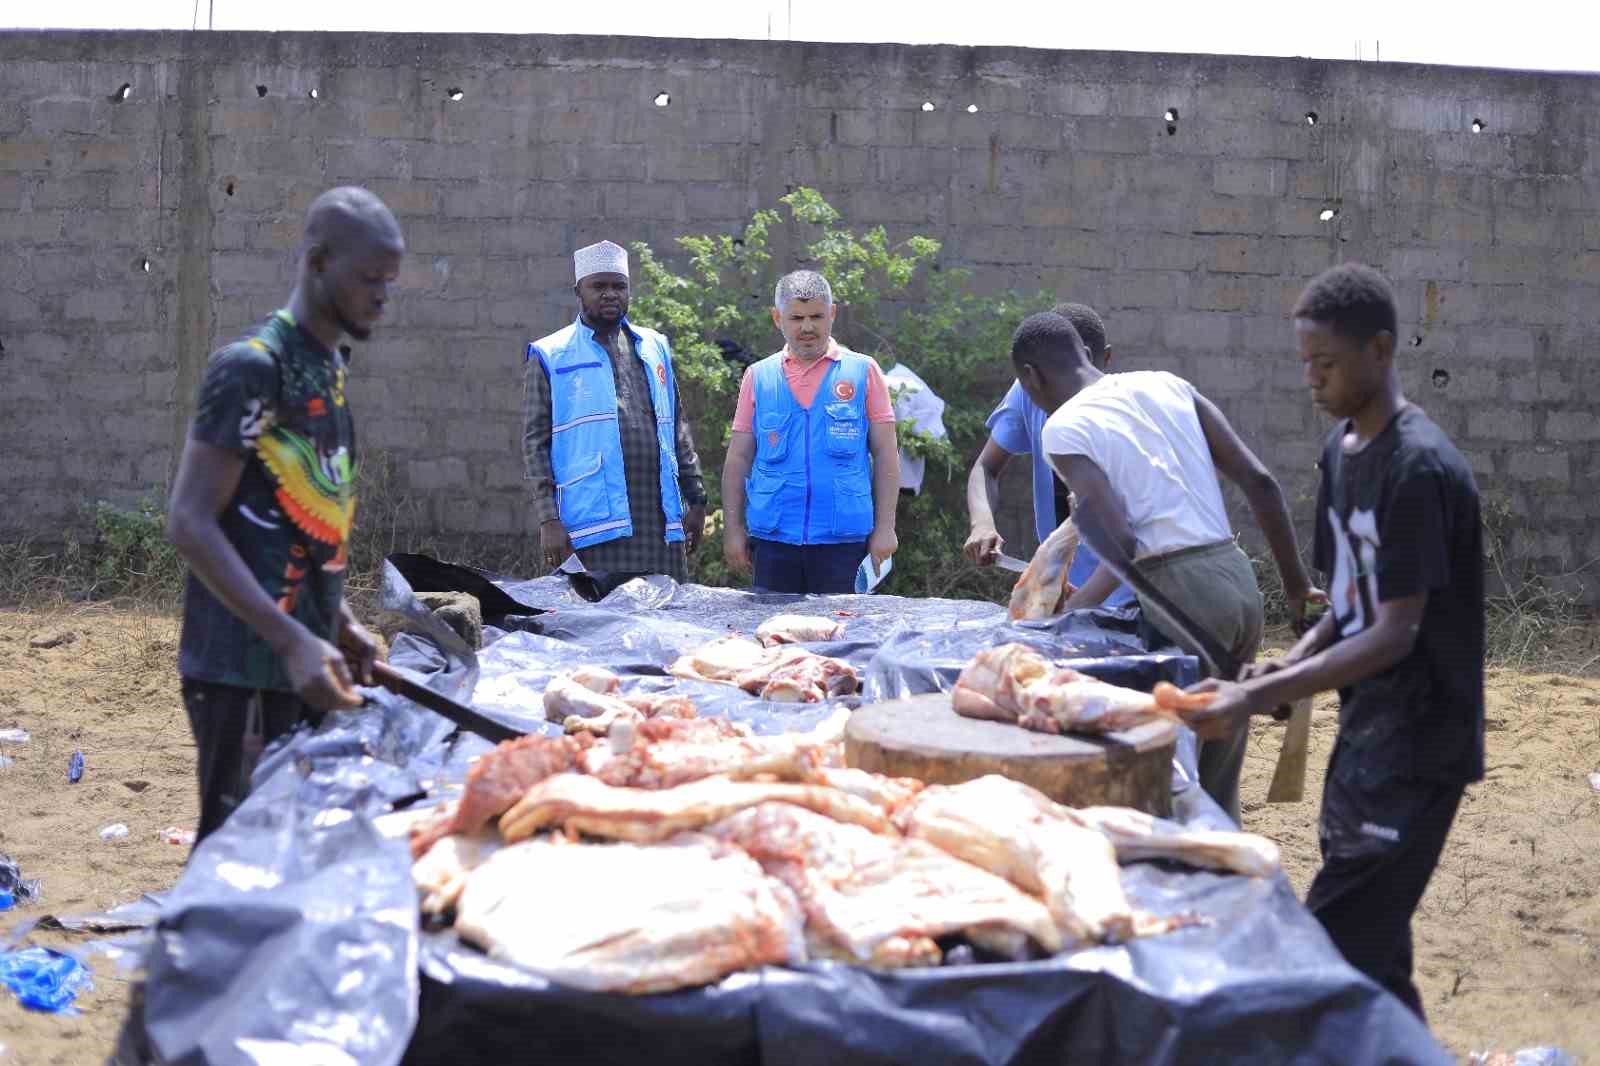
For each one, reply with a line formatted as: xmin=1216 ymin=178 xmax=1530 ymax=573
xmin=846 ymin=692 xmax=1176 ymax=816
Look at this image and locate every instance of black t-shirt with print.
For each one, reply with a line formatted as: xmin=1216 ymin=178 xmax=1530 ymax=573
xmin=1312 ymin=404 xmax=1484 ymax=786
xmin=178 ymin=310 xmax=358 ymax=692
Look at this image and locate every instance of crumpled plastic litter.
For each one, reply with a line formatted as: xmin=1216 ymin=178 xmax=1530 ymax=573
xmin=1469 ymin=1048 xmax=1578 ymax=1066
xmin=0 ymin=853 xmax=41 ymax=910
xmin=0 ymin=728 xmax=29 ymax=744
xmin=99 ymin=824 xmax=130 ymax=841
xmin=0 ymin=947 xmax=94 ymax=1013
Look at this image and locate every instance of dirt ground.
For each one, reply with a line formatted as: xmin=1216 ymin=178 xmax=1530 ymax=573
xmin=1 ymin=603 xmax=1597 ymax=1064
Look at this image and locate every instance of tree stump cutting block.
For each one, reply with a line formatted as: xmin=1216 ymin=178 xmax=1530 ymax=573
xmin=845 ymin=692 xmax=1176 ymax=816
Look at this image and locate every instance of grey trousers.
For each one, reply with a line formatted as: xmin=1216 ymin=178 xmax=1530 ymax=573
xmin=1132 ymin=539 xmax=1264 ymax=824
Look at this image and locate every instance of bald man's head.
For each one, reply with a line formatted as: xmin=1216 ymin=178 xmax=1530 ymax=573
xmin=301 ymin=186 xmax=404 ymax=342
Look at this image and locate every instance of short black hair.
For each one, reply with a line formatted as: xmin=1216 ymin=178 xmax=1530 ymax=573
xmin=1293 ymin=263 xmax=1398 ymax=343
xmin=1051 ymin=302 xmax=1107 ymax=361
xmin=1011 ymin=311 xmax=1087 ymax=369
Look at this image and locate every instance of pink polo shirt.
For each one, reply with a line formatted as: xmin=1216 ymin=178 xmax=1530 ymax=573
xmin=732 ymin=341 xmax=897 ymax=433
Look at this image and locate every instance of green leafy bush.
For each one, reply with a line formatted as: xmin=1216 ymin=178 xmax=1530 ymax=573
xmin=629 ymin=187 xmax=1046 ymax=601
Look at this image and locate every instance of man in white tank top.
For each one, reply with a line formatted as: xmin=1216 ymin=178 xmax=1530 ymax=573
xmin=1013 ymin=312 xmax=1320 ymax=823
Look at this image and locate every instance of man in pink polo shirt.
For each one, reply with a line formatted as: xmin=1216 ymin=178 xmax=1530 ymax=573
xmin=721 ymin=270 xmax=900 ymax=594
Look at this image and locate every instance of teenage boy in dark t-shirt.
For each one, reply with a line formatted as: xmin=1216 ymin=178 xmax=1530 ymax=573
xmin=166 ymin=187 xmax=405 ymax=843
xmin=1178 ymin=263 xmax=1484 ymax=1022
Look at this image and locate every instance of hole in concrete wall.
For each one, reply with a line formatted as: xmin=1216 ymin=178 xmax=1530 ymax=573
xmin=1411 ymin=334 xmax=1423 ymax=347
xmin=0 ymin=338 xmax=6 ymax=358
xmin=1319 ymin=206 xmax=1339 ymax=222
xmin=256 ymin=85 xmax=268 ymax=98
xmin=1431 ymin=368 xmax=1450 ymax=389
xmin=1305 ymin=111 xmax=1318 ymax=126
xmin=137 ymin=257 xmax=151 ymax=273
xmin=921 ymin=101 xmax=936 ymax=112
xmin=112 ymin=83 xmax=132 ymax=102
xmin=339 ymin=344 xmax=353 ymax=362
xmin=829 ymin=112 xmax=838 ymax=140
xmin=967 ymin=103 xmax=979 ymax=113
xmin=654 ymin=91 xmax=671 ymax=107
xmin=1471 ymin=117 xmax=1486 ymax=133
xmin=1165 ymin=123 xmax=1177 ymax=135
xmin=308 ymin=87 xmax=321 ymax=100
xmin=447 ymin=88 xmax=464 ymax=101
xmin=225 ymin=180 xmax=235 ymax=196
xmin=1164 ymin=107 xmax=1179 ymax=135
xmin=732 ymin=238 xmax=745 ymax=251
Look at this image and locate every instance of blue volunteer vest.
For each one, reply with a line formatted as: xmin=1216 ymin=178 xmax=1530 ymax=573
xmin=745 ymin=348 xmax=874 ymax=545
xmin=526 ymin=317 xmax=685 ymax=549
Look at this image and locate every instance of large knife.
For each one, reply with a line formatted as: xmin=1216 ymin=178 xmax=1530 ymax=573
xmin=993 ymin=552 xmax=1029 ymax=574
xmin=371 ymin=661 xmax=522 ymax=744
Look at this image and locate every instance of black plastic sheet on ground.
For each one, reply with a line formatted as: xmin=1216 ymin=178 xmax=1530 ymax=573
xmin=139 ymin=558 xmax=1453 ymax=1065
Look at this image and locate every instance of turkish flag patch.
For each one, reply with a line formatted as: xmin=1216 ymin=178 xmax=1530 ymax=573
xmin=833 ymin=380 xmax=856 ymax=401
xmin=655 ymin=363 xmax=667 ymax=385
xmin=767 ymin=430 xmax=780 ymax=447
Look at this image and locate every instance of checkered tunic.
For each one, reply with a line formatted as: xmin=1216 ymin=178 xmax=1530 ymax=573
xmin=522 ymin=324 xmax=704 ymax=579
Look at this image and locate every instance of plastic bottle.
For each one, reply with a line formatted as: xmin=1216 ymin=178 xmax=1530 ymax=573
xmin=67 ymin=751 xmax=84 ymax=783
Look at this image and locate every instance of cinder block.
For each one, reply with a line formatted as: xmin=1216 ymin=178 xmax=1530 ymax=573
xmin=0 ymin=142 xmax=52 ymax=170
xmin=1206 ymin=236 xmax=1285 ymax=276
xmin=409 ymin=457 xmax=470 ymax=491
xmin=1213 ymin=158 xmax=1287 ymax=198
xmin=1508 ymin=448 xmax=1570 ymax=483
xmin=1162 ymin=311 xmax=1234 ymax=351
xmin=1545 ymin=410 xmax=1600 ymax=442
xmin=63 ymin=288 xmax=128 ymax=322
xmin=1468 ymin=408 xmax=1533 ymax=441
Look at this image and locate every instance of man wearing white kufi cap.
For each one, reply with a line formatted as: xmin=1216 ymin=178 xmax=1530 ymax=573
xmin=521 ymin=240 xmax=707 ymax=593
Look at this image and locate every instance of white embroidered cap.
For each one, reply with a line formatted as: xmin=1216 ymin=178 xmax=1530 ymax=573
xmin=574 ymin=240 xmax=629 ymax=282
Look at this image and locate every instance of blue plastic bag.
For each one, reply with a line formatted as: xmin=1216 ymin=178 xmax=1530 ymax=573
xmin=0 ymin=947 xmax=94 ymax=1013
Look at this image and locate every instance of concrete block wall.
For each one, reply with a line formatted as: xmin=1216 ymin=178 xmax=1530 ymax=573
xmin=0 ymin=32 xmax=1596 ymax=599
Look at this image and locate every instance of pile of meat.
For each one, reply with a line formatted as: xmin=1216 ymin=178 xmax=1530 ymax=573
xmin=543 ymin=666 xmax=697 ymax=736
xmin=953 ymin=643 xmax=1214 ymax=735
xmin=1008 ymin=517 xmax=1080 ymax=620
xmin=670 ymin=634 xmax=859 ymax=703
xmin=409 ymin=717 xmax=1279 ymax=995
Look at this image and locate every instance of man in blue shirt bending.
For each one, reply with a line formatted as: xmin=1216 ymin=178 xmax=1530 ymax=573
xmin=964 ymin=302 xmax=1134 ymax=609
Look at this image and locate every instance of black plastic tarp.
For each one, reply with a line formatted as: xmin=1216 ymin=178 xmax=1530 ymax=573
xmin=139 ymin=560 xmax=1453 ymax=1066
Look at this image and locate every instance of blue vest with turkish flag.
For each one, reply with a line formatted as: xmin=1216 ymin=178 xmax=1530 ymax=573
xmin=745 ymin=348 xmax=874 ymax=545
xmin=526 ymin=317 xmax=685 ymax=549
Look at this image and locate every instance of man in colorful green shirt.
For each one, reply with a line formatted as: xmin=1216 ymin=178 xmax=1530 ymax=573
xmin=166 ymin=186 xmax=404 ymax=842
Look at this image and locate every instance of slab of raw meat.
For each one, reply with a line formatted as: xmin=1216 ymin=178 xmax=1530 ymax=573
xmin=672 ymin=637 xmax=859 ymax=703
xmin=803 ymin=766 xmax=925 ymax=817
xmin=1072 ymin=806 xmax=1281 ymax=877
xmin=579 ymin=720 xmax=832 ymax=789
xmin=705 ymin=802 xmax=1062 ymax=966
xmin=453 ymin=834 xmax=806 ymax=994
xmin=545 ymin=672 xmax=699 ymax=736
xmin=412 ymin=829 xmax=503 ymax=915
xmin=408 ymin=733 xmax=589 ymax=859
xmin=895 ymin=775 xmax=1138 ymax=944
xmin=952 ymin=643 xmax=1210 ymax=735
xmin=497 ymin=772 xmax=891 ymax=844
xmin=1008 ymin=518 xmax=1079 ymax=620
xmin=756 ymin=614 xmax=845 ymax=646
xmin=669 ymin=635 xmax=769 ymax=682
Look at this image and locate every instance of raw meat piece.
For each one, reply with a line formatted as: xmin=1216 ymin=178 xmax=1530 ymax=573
xmin=581 ymin=721 xmax=833 ymax=789
xmin=1008 ymin=518 xmax=1080 ymax=620
xmin=952 ymin=643 xmax=1212 ymax=735
xmin=669 ymin=635 xmax=769 ymax=682
xmin=1072 ymin=806 xmax=1281 ymax=878
xmin=497 ymin=773 xmax=891 ymax=844
xmin=454 ymin=834 xmax=806 ymax=994
xmin=412 ymin=829 xmax=503 ymax=915
xmin=705 ymin=802 xmax=1062 ymax=966
xmin=546 ymin=672 xmax=699 ymax=736
xmin=756 ymin=614 xmax=845 ymax=646
xmin=896 ymin=775 xmax=1137 ymax=943
xmin=408 ymin=733 xmax=588 ymax=859
xmin=672 ymin=637 xmax=859 ymax=703
xmin=804 ymin=766 xmax=925 ymax=817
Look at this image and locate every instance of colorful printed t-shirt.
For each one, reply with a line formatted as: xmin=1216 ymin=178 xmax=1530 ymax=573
xmin=178 ymin=310 xmax=358 ymax=692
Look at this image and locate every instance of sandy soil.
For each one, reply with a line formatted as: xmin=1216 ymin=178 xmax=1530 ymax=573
xmin=1 ymin=604 xmax=1596 ymax=1064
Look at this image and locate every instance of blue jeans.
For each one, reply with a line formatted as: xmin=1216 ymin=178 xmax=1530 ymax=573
xmin=751 ymin=538 xmax=867 ymax=595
